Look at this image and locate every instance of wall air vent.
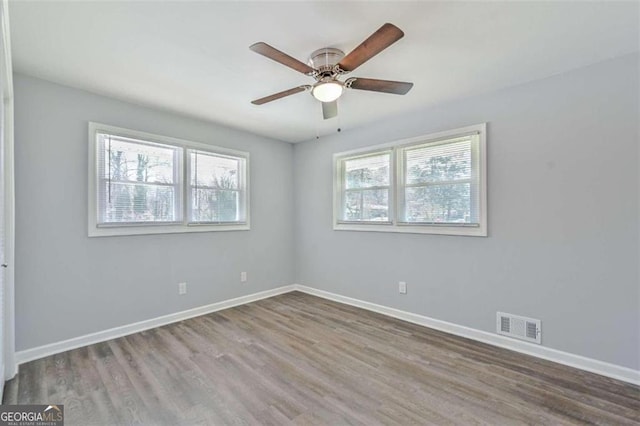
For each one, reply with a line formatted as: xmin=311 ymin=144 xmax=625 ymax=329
xmin=497 ymin=312 xmax=541 ymax=344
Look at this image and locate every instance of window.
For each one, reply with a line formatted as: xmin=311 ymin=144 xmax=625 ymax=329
xmin=89 ymin=123 xmax=249 ymax=236
xmin=400 ymin=137 xmax=479 ymax=225
xmin=341 ymin=151 xmax=391 ymax=222
xmin=188 ymin=150 xmax=246 ymax=224
xmin=98 ymin=135 xmax=182 ymax=225
xmin=334 ymin=123 xmax=486 ymax=236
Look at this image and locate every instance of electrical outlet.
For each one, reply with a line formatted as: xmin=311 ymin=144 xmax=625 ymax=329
xmin=240 ymin=272 xmax=247 ymax=282
xmin=399 ymin=281 xmax=407 ymax=294
xmin=178 ymin=282 xmax=187 ymax=295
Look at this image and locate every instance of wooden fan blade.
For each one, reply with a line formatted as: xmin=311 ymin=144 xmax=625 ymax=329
xmin=251 ymin=86 xmax=308 ymax=105
xmin=347 ymin=78 xmax=413 ymax=95
xmin=250 ymin=42 xmax=316 ymax=75
xmin=337 ymin=23 xmax=404 ymax=73
xmin=322 ymin=101 xmax=338 ymax=120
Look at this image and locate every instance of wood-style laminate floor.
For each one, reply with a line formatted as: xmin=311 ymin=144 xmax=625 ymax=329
xmin=3 ymin=292 xmax=639 ymax=425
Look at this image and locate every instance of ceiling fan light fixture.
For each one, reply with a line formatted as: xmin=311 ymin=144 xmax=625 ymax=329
xmin=312 ymin=80 xmax=343 ymax=102
xmin=250 ymin=23 xmax=412 ymax=120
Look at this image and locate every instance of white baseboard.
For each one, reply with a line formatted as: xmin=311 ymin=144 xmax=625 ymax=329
xmin=13 ymin=283 xmax=640 ymax=386
xmin=0 ymin=362 xmax=4 ymax=402
xmin=15 ymin=285 xmax=296 ymax=366
xmin=5 ymin=356 xmax=17 ymax=381
xmin=293 ymin=284 xmax=640 ymax=386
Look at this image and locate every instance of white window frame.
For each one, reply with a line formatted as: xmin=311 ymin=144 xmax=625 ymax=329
xmin=88 ymin=122 xmax=250 ymax=237
xmin=336 ymin=149 xmax=394 ymax=225
xmin=333 ymin=123 xmax=487 ymax=236
xmin=97 ymin=135 xmax=184 ymax=226
xmin=186 ymin=148 xmax=248 ymax=225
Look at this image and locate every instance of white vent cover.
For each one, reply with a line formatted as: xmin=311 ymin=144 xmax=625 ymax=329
xmin=496 ymin=312 xmax=541 ymax=344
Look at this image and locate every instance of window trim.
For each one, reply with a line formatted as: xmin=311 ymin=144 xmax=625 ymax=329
xmin=88 ymin=122 xmax=250 ymax=237
xmin=336 ymin=148 xmax=394 ymax=225
xmin=186 ymin=148 xmax=248 ymax=225
xmin=97 ymin=135 xmax=184 ymax=226
xmin=333 ymin=123 xmax=487 ymax=236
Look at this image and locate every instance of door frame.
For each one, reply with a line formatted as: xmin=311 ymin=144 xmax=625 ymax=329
xmin=1 ymin=0 xmax=15 ymax=385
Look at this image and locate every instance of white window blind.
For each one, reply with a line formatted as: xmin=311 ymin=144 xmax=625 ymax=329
xmin=400 ymin=135 xmax=480 ymax=225
xmin=89 ymin=122 xmax=250 ymax=237
xmin=340 ymin=151 xmax=391 ymax=222
xmin=333 ymin=123 xmax=486 ymax=236
xmin=97 ymin=133 xmax=181 ymax=225
xmin=188 ymin=150 xmax=246 ymax=224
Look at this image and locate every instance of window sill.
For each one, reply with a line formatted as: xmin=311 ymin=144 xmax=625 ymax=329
xmin=333 ymin=222 xmax=487 ymax=237
xmin=88 ymin=222 xmax=250 ymax=237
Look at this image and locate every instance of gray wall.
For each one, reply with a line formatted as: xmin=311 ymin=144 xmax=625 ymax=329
xmin=14 ymin=74 xmax=294 ymax=351
xmin=14 ymin=54 xmax=640 ymax=371
xmin=293 ymin=54 xmax=639 ymax=370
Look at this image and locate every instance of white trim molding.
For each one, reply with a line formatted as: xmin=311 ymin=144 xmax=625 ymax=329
xmin=293 ymin=285 xmax=640 ymax=386
xmin=15 ymin=285 xmax=295 ymax=365
xmin=87 ymin=122 xmax=251 ymax=237
xmin=0 ymin=360 xmax=3 ymax=402
xmin=333 ymin=123 xmax=488 ymax=237
xmin=15 ymin=284 xmax=639 ymax=387
xmin=1 ymin=0 xmax=16 ymax=384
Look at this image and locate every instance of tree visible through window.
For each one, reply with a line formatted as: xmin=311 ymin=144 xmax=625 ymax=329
xmin=100 ymin=135 xmax=179 ymax=224
xmin=189 ymin=150 xmax=243 ymax=223
xmin=404 ymin=139 xmax=473 ymax=223
xmin=334 ymin=124 xmax=486 ymax=236
xmin=90 ymin=123 xmax=250 ymax=236
xmin=343 ymin=152 xmax=390 ymax=222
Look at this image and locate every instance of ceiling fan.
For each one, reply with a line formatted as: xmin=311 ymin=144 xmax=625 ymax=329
xmin=249 ymin=23 xmax=413 ymax=120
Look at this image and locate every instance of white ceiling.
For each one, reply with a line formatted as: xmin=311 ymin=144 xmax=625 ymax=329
xmin=8 ymin=1 xmax=639 ymax=143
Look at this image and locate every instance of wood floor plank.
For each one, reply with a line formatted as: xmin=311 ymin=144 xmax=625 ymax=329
xmin=2 ymin=371 xmax=18 ymax=404
xmin=3 ymin=291 xmax=639 ymax=425
xmin=17 ymin=357 xmax=47 ymax=404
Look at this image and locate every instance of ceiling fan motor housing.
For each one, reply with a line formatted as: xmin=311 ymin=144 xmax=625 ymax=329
xmin=249 ymin=23 xmax=412 ymax=118
xmin=308 ymin=48 xmax=345 ymax=79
